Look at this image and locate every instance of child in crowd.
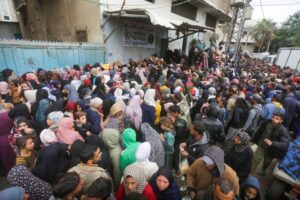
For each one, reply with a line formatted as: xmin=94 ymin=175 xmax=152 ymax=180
xmin=74 ymin=111 xmax=92 ymax=139
xmin=159 ymin=116 xmax=175 ymax=169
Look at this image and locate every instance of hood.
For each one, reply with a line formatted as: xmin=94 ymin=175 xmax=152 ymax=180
xmin=102 ymin=128 xmax=120 ymax=149
xmin=122 ymin=128 xmax=137 ymax=148
xmin=241 ymin=176 xmax=261 ymax=197
xmin=204 ymin=145 xmax=225 ymax=176
xmin=191 ymin=131 xmax=209 ymax=146
xmin=135 ymin=142 xmax=151 ymax=162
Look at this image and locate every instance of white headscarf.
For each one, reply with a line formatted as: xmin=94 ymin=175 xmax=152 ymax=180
xmin=144 ymin=89 xmax=156 ymax=108
xmin=40 ymin=129 xmax=58 ymax=146
xmin=136 ymin=142 xmax=151 ymax=162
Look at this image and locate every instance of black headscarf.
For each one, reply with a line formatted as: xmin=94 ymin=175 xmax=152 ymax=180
xmin=149 ymin=167 xmax=181 ymax=200
xmin=8 ymin=103 xmax=31 ymax=120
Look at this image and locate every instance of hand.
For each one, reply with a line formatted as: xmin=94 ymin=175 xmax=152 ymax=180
xmin=264 ymin=139 xmax=272 ymax=146
xmin=180 ymin=142 xmax=187 ymax=149
xmin=181 ymin=150 xmax=189 ymax=157
xmin=86 ymin=131 xmax=92 ymax=136
xmin=3 ymin=103 xmax=14 ymax=110
xmin=159 ymin=134 xmax=165 ymax=142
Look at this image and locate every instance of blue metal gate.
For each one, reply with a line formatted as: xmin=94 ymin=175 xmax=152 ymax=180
xmin=0 ymin=39 xmax=106 ymax=75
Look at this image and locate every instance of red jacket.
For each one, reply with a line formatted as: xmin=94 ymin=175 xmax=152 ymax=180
xmin=115 ymin=182 xmax=157 ymax=200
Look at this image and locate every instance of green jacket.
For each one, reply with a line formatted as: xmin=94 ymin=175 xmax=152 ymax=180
xmin=120 ymin=128 xmax=140 ymax=172
xmin=163 ymin=131 xmax=175 ymax=155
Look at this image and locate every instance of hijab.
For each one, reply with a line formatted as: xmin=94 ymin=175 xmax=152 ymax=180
xmin=123 ymin=164 xmax=148 ymax=195
xmin=42 ymin=87 xmax=56 ymax=101
xmin=126 ymin=95 xmax=142 ymax=129
xmin=8 ymin=103 xmax=31 ymax=120
xmin=64 ymin=84 xmax=79 ymax=103
xmin=144 ymin=89 xmax=156 ymax=107
xmin=149 ymin=167 xmax=181 ymax=200
xmin=56 ymin=117 xmax=84 ymax=144
xmin=7 ymin=165 xmax=52 ymax=200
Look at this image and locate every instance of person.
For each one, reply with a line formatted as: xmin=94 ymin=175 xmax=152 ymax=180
xmin=68 ymin=144 xmax=111 ymax=193
xmin=102 ymin=128 xmax=122 ymax=190
xmin=86 ymin=97 xmax=103 ymax=134
xmin=7 ymin=165 xmax=53 ymax=200
xmin=141 ymin=123 xmax=165 ymax=167
xmin=186 ymin=146 xmax=240 ymax=199
xmin=159 ymin=117 xmax=175 ymax=169
xmin=0 ymin=110 xmax=16 ymax=175
xmin=120 ymin=128 xmax=141 ymax=172
xmin=180 ymin=119 xmax=210 ymax=165
xmin=0 ymin=186 xmax=29 ymax=200
xmin=56 ymin=117 xmax=84 ymax=145
xmin=168 ymin=105 xmax=188 ymax=175
xmin=50 ymin=172 xmax=84 ymax=200
xmin=239 ymin=176 xmax=261 ymax=200
xmin=261 ymin=93 xmax=285 ymax=121
xmin=195 ymin=178 xmax=238 ymax=200
xmin=224 ymin=131 xmax=253 ymax=184
xmin=252 ymin=112 xmax=291 ymax=176
xmin=15 ymin=117 xmax=39 ymax=149
xmin=64 ymin=84 xmax=79 ymax=103
xmin=126 ymin=95 xmax=143 ymax=130
xmin=149 ymin=167 xmax=181 ymax=200
xmin=84 ymin=177 xmax=112 ymax=200
xmin=115 ymin=165 xmax=157 ymax=200
xmin=141 ymin=89 xmax=156 ymax=129
xmin=128 ymin=142 xmax=159 ymax=181
xmin=15 ymin=135 xmax=37 ymax=171
xmin=243 ymin=94 xmax=263 ymax=137
xmin=39 ymin=128 xmax=58 ymax=147
xmin=46 ymin=111 xmax=64 ymax=133
xmin=74 ymin=111 xmax=92 ymax=139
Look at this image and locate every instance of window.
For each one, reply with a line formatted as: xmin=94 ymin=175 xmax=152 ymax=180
xmin=205 ymin=14 xmax=217 ymax=28
xmin=4 ymin=16 xmax=10 ymax=20
xmin=171 ymin=1 xmax=197 ymax=20
xmin=76 ymin=30 xmax=87 ymax=42
xmin=145 ymin=0 xmax=155 ymax=3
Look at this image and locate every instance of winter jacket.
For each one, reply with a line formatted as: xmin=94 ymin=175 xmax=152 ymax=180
xmin=174 ymin=115 xmax=188 ymax=145
xmin=102 ymin=128 xmax=122 ymax=190
xmin=86 ymin=108 xmax=102 ymax=134
xmin=228 ymin=108 xmax=249 ymax=129
xmin=253 ymin=120 xmax=290 ymax=158
xmin=186 ymin=132 xmax=210 ymax=165
xmin=115 ymin=182 xmax=157 ymax=200
xmin=239 ymin=176 xmax=261 ymax=200
xmin=186 ymin=146 xmax=240 ymax=195
xmin=120 ymin=128 xmax=140 ymax=172
xmin=162 ymin=131 xmax=175 ymax=155
xmin=141 ymin=103 xmax=156 ymax=129
xmin=202 ymin=117 xmax=225 ymax=145
xmin=283 ymin=94 xmax=300 ymax=127
xmin=261 ymin=101 xmax=285 ymax=120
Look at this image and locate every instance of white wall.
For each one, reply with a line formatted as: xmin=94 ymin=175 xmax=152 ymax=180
xmin=0 ymin=0 xmax=18 ymax=22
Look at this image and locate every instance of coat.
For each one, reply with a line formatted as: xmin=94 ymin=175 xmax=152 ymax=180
xmin=141 ymin=103 xmax=156 ymax=129
xmin=186 ymin=132 xmax=210 ymax=165
xmin=115 ymin=183 xmax=157 ymax=200
xmin=253 ymin=121 xmax=290 ymax=158
xmin=86 ymin=108 xmax=102 ymax=134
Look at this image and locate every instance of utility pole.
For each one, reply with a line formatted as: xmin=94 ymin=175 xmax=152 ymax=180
xmin=226 ymin=0 xmax=253 ymax=60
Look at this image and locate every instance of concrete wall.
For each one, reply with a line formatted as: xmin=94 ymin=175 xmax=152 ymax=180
xmin=16 ymin=0 xmax=103 ymax=43
xmin=0 ymin=0 xmax=18 ymax=22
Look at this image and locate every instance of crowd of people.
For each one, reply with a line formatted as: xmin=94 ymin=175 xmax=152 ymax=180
xmin=0 ymin=47 xmax=299 ymax=200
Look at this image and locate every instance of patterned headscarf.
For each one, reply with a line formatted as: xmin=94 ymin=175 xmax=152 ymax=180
xmin=123 ymin=164 xmax=147 ymax=195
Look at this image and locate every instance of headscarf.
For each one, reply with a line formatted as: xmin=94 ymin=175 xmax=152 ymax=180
xmin=64 ymin=84 xmax=79 ymax=103
xmin=126 ymin=95 xmax=142 ymax=129
xmin=89 ymin=97 xmax=103 ymax=109
xmin=25 ymin=73 xmax=39 ymax=83
xmin=144 ymin=89 xmax=156 ymax=107
xmin=65 ymin=101 xmax=76 ymax=112
xmin=123 ymin=164 xmax=147 ymax=194
xmin=24 ymin=90 xmax=37 ymax=103
xmin=135 ymin=142 xmax=151 ymax=162
xmin=8 ymin=103 xmax=31 ymax=120
xmin=39 ymin=129 xmax=58 ymax=146
xmin=110 ymin=102 xmax=123 ymax=116
xmin=233 ymin=131 xmax=251 ymax=153
xmin=7 ymin=165 xmax=52 ymax=200
xmin=56 ymin=117 xmax=84 ymax=144
xmin=0 ymin=187 xmax=25 ymax=200
xmin=149 ymin=167 xmax=182 ymax=200
xmin=0 ymin=81 xmax=9 ymax=94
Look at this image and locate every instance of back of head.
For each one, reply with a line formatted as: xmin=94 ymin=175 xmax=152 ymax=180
xmin=193 ymin=120 xmax=206 ymax=136
xmin=168 ymin=104 xmax=181 ymax=114
xmin=52 ymin=172 xmax=80 ymax=199
xmin=86 ymin=178 xmax=112 ymax=200
xmin=79 ymin=144 xmax=98 ymax=164
xmin=215 ymin=178 xmax=234 ymax=195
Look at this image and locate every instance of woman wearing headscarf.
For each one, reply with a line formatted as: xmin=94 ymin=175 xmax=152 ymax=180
xmin=141 ymin=89 xmax=156 ymax=129
xmin=56 ymin=117 xmax=84 ymax=145
xmin=64 ymin=84 xmax=79 ymax=103
xmin=227 ymin=97 xmax=250 ymax=139
xmin=149 ymin=167 xmax=181 ymax=200
xmin=102 ymin=128 xmax=122 ymax=190
xmin=120 ymin=128 xmax=140 ymax=172
xmin=8 ymin=102 xmax=32 ymax=120
xmin=14 ymin=117 xmax=39 ymax=149
xmin=224 ymin=131 xmax=254 ymax=184
xmin=86 ymin=97 xmax=103 ymax=134
xmin=104 ymin=102 xmax=125 ymax=133
xmin=0 ymin=110 xmax=16 ymax=175
xmin=115 ymin=164 xmax=157 ymax=200
xmin=7 ymin=165 xmax=53 ymax=200
xmin=126 ymin=95 xmax=142 ymax=130
xmin=128 ymin=142 xmax=159 ymax=181
xmin=141 ymin=123 xmax=165 ymax=167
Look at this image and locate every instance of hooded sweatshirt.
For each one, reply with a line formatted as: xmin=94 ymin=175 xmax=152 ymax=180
xmin=186 ymin=146 xmax=240 ymax=195
xmin=120 ymin=128 xmax=140 ymax=172
xmin=102 ymin=128 xmax=122 ymax=189
xmin=239 ymin=176 xmax=261 ymax=200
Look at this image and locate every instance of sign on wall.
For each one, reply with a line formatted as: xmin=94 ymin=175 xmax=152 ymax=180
xmin=123 ymin=20 xmax=156 ymax=48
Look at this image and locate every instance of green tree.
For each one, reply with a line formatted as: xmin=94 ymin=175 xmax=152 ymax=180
xmin=271 ymin=11 xmax=300 ymax=53
xmin=252 ymin=19 xmax=277 ymax=52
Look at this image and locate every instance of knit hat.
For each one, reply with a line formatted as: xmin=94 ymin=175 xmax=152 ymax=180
xmin=24 ymin=90 xmax=37 ymax=103
xmin=90 ymin=97 xmax=103 ymax=108
xmin=135 ymin=142 xmax=151 ymax=162
xmin=40 ymin=129 xmax=58 ymax=146
xmin=0 ymin=81 xmax=9 ymax=94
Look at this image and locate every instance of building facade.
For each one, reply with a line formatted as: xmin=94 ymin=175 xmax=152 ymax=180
xmin=0 ymin=0 xmax=21 ymax=39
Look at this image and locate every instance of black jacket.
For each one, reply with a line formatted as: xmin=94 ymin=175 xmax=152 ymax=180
xmin=186 ymin=132 xmax=210 ymax=165
xmin=203 ymin=118 xmax=225 ymax=145
xmin=253 ymin=120 xmax=290 ymax=158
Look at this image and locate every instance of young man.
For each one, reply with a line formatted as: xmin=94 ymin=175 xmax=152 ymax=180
xmin=180 ymin=120 xmax=210 ymax=165
xmin=68 ymin=144 xmax=111 ymax=193
xmin=252 ymin=112 xmax=290 ymax=175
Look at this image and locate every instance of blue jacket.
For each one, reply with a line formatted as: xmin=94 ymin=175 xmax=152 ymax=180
xmin=261 ymin=102 xmax=285 ymax=120
xmin=239 ymin=176 xmax=261 ymax=200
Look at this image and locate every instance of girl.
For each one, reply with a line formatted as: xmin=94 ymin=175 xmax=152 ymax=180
xmin=16 ymin=135 xmax=37 ymax=171
xmin=159 ymin=117 xmax=175 ymax=169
